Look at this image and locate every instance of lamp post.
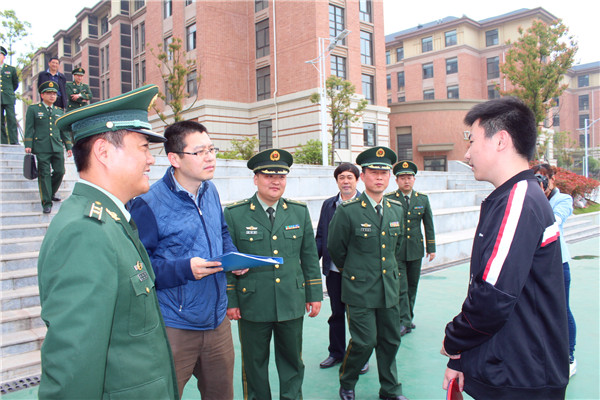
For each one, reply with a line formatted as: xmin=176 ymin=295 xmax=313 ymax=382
xmin=306 ymin=29 xmax=350 ymax=166
xmin=577 ymin=117 xmax=600 ymax=178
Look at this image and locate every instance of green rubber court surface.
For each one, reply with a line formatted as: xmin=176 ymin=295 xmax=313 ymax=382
xmin=5 ymin=237 xmax=598 ymax=399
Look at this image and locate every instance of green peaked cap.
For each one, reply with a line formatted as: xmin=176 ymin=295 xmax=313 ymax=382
xmin=393 ymin=160 xmax=418 ymax=176
xmin=247 ymin=148 xmax=293 ymax=174
xmin=56 ymin=84 xmax=165 ymax=144
xmin=356 ymin=146 xmax=397 ymax=170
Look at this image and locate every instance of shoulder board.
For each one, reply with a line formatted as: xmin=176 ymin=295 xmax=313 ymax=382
xmin=387 ymin=198 xmax=403 ymax=206
xmin=284 ymin=198 xmax=307 ymax=207
xmin=84 ymin=201 xmax=107 ymax=223
xmin=340 ymin=197 xmax=360 ymax=207
xmin=225 ymin=198 xmax=250 ymax=209
xmin=415 ymin=192 xmax=428 ymax=197
xmin=384 ymin=190 xmax=399 ymax=197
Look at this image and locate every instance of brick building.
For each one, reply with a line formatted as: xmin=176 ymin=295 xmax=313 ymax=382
xmin=385 ymin=7 xmax=599 ymax=171
xmin=21 ymin=0 xmax=390 ymax=163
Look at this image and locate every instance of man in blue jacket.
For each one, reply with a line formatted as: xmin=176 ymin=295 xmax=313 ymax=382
xmin=37 ymin=57 xmax=68 ymax=109
xmin=129 ymin=121 xmax=246 ymax=399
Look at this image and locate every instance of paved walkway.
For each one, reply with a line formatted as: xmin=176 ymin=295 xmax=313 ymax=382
xmin=4 ymin=237 xmax=599 ymax=399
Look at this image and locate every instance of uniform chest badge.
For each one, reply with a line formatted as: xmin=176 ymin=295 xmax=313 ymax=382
xmin=137 ymin=271 xmax=149 ymax=282
xmin=360 ymin=223 xmax=372 ymax=232
xmin=285 ymin=224 xmax=300 ymax=230
xmin=245 ymin=226 xmax=258 ymax=234
xmin=134 ymin=261 xmax=144 ymax=271
xmin=390 ymin=221 xmax=400 ymax=228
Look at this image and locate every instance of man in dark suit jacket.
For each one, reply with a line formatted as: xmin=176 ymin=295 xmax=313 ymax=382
xmin=37 ymin=57 xmax=68 ymax=109
xmin=315 ymin=162 xmax=365 ymax=372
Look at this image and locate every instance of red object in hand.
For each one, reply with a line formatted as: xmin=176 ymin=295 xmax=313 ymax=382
xmin=446 ymin=378 xmax=463 ymax=400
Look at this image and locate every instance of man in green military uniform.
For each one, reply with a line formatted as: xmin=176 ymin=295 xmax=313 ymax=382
xmin=24 ymin=81 xmax=72 ymax=213
xmin=225 ymin=148 xmax=323 ymax=400
xmin=0 ymin=45 xmax=19 ymax=144
xmin=385 ymin=161 xmax=436 ymax=335
xmin=328 ymin=147 xmax=408 ymax=400
xmin=65 ymin=67 xmax=92 ymax=111
xmin=38 ymin=84 xmax=178 ymax=399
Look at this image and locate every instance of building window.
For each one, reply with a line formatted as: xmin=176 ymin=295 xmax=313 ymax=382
xmin=387 ymin=98 xmax=392 ymax=105
xmin=185 ymin=0 xmax=194 ymax=5
xmin=553 ymin=97 xmax=560 ymax=107
xmin=422 ymin=63 xmax=433 ymax=79
xmin=487 ymin=84 xmax=500 ymax=99
xmin=486 ymin=29 xmax=499 ymax=47
xmin=445 ymin=30 xmax=457 ymax=47
xmin=256 ymin=66 xmax=270 ymax=100
xmin=579 ymin=94 xmax=589 ymax=111
xmin=106 ymin=78 xmax=110 ymax=97
xmin=101 ymin=15 xmax=109 ymax=35
xmin=552 ymin=114 xmax=560 ymax=128
xmin=134 ymin=62 xmax=139 ymax=88
xmin=396 ymin=132 xmax=412 ymax=160
xmin=88 ymin=15 xmax=98 ymax=38
xmin=397 ymin=71 xmax=405 ymax=89
xmin=363 ymin=122 xmax=376 ymax=146
xmin=579 ymin=114 xmax=589 ymax=129
xmin=396 ymin=47 xmax=404 ymax=61
xmin=258 ymin=119 xmax=272 ymax=151
xmin=578 ymin=75 xmax=589 ymax=87
xmin=397 ymin=95 xmax=405 ymax=102
xmin=164 ymin=0 xmax=172 ymax=18
xmin=186 ymin=24 xmax=197 ymax=51
xmin=487 ymin=56 xmax=499 ymax=79
xmin=63 ymin=39 xmax=71 ymax=57
xmin=334 ymin=119 xmax=349 ymax=149
xmin=164 ymin=36 xmax=173 ymax=60
xmin=422 ymin=36 xmax=432 ymax=52
xmin=386 ymin=74 xmax=391 ymax=90
xmin=360 ymin=31 xmax=372 ymax=65
xmin=331 ymin=55 xmax=346 ymax=79
xmin=447 ymin=85 xmax=459 ymax=99
xmin=140 ymin=23 xmax=145 ymax=51
xmin=255 ymin=0 xmax=268 ymax=12
xmin=187 ymin=71 xmax=197 ymax=96
xmin=105 ymin=45 xmax=109 ymax=72
xmin=74 ymin=36 xmax=81 ymax=53
xmin=424 ymin=156 xmax=446 ymax=171
xmin=134 ymin=0 xmax=145 ymax=11
xmin=255 ymin=19 xmax=269 ymax=58
xmin=423 ymin=89 xmax=435 ymax=100
xmin=329 ymin=5 xmax=345 ymax=43
xmin=141 ymin=60 xmax=146 ymax=83
xmin=100 ymin=48 xmax=104 ymax=73
xmin=386 ymin=50 xmax=390 ymax=65
xmin=165 ymin=81 xmax=172 ymax=103
xmin=359 ymin=0 xmax=372 ymax=23
xmin=446 ymin=57 xmax=458 ymax=74
xmin=362 ymin=74 xmax=374 ymax=104
xmin=134 ymin=26 xmax=139 ymax=54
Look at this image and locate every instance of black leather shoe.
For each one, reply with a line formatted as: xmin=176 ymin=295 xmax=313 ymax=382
xmin=360 ymin=361 xmax=369 ymax=374
xmin=400 ymin=325 xmax=412 ymax=336
xmin=52 ymin=195 xmax=61 ymax=201
xmin=379 ymin=395 xmax=409 ymax=400
xmin=339 ymin=387 xmax=355 ymax=400
xmin=410 ymin=323 xmax=416 ymax=329
xmin=43 ymin=206 xmax=52 ymax=214
xmin=320 ymin=355 xmax=342 ymax=368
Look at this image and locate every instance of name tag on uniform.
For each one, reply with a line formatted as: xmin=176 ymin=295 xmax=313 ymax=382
xmin=390 ymin=221 xmax=400 ymax=228
xmin=285 ymin=224 xmax=300 ymax=230
xmin=360 ymin=223 xmax=371 ymax=232
xmin=138 ymin=271 xmax=149 ymax=282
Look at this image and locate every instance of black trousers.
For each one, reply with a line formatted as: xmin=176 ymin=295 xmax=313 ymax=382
xmin=325 ymin=271 xmax=346 ymax=360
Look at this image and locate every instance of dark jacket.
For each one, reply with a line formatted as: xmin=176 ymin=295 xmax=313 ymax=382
xmin=444 ymin=170 xmax=568 ymax=399
xmin=315 ymin=191 xmax=360 ymax=276
xmin=129 ymin=168 xmax=237 ymax=331
xmin=38 ymin=70 xmax=68 ymax=109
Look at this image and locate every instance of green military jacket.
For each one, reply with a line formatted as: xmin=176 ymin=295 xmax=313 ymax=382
xmin=0 ymin=63 xmax=18 ymax=105
xmin=37 ymin=183 xmax=178 ymax=399
xmin=385 ymin=190 xmax=436 ymax=261
xmin=224 ymin=193 xmax=323 ymax=322
xmin=24 ymin=102 xmax=72 ymax=153
xmin=65 ymin=81 xmax=92 ymax=110
xmin=327 ymin=192 xmax=404 ymax=309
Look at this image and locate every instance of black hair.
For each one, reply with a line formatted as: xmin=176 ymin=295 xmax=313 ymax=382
xmin=464 ymin=97 xmax=537 ymax=160
xmin=334 ymin=162 xmax=360 ymax=180
xmin=72 ymin=130 xmax=126 ymax=172
xmin=531 ymin=163 xmax=555 ymax=179
xmin=49 ymin=57 xmax=60 ymax=63
xmin=163 ymin=121 xmax=208 ymax=154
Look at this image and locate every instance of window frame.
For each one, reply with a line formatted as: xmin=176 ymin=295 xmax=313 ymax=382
xmin=445 ymin=30 xmax=457 ymax=47
xmin=256 ymin=66 xmax=271 ymax=101
xmin=422 ymin=63 xmax=434 ymax=79
xmin=486 ymin=29 xmax=499 ymax=47
xmin=362 ymin=74 xmax=374 ymax=104
xmin=360 ymin=31 xmax=373 ymax=65
xmin=487 ymin=56 xmax=499 ymax=79
xmin=446 ymin=57 xmax=458 ymax=74
xmin=255 ymin=19 xmax=270 ymax=58
xmin=363 ymin=122 xmax=376 ymax=147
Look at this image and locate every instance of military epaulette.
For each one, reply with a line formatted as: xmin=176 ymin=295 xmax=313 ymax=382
xmin=284 ymin=198 xmax=307 ymax=207
xmin=384 ymin=190 xmax=399 ymax=197
xmin=225 ymin=198 xmax=250 ymax=209
xmin=387 ymin=198 xmax=403 ymax=206
xmin=340 ymin=197 xmax=360 ymax=207
xmin=84 ymin=201 xmax=107 ymax=222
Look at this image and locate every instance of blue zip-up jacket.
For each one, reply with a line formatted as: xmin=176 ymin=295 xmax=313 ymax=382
xmin=129 ymin=168 xmax=237 ymax=330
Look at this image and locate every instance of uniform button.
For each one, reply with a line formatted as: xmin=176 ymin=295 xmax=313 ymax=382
xmin=381 ymin=231 xmax=386 ymax=236
xmin=50 ymin=134 xmax=53 ymax=136
xmin=382 ymin=244 xmax=386 ymax=249
xmin=382 ymin=257 xmax=386 ymax=261
xmin=273 ymin=250 xmax=279 ymax=255
xmin=275 ymin=278 xmax=281 ymax=283
xmin=145 ymin=287 xmax=150 ymax=293
xmin=408 ymin=212 xmax=411 ymax=215
xmin=350 ymin=276 xmax=356 ymax=280
xmin=302 ymin=282 xmax=305 ymax=287
xmin=293 ymin=235 xmax=297 ymax=239
xmin=274 ymin=264 xmax=280 ymax=269
xmin=407 ymin=228 xmax=410 ymax=231
xmin=272 ymin=235 xmax=277 ymax=240
xmin=407 ymin=235 xmax=411 ymax=239
xmin=242 ymin=288 xmax=247 ymax=293
xmin=383 ymin=269 xmax=387 ymax=274
xmin=407 ymin=220 xmax=411 ymax=223
xmin=364 ymin=234 xmax=368 ymax=237
xmin=249 ymin=238 xmax=254 ymax=242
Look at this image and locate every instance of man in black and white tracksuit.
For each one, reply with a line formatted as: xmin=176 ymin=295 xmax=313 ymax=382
xmin=441 ymin=97 xmax=569 ymax=400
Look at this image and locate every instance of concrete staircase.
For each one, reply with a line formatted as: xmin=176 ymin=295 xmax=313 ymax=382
xmin=1 ymin=144 xmax=598 ymax=390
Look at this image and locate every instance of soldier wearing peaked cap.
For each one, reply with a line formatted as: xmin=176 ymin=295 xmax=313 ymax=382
xmin=224 ymin=148 xmax=323 ymax=400
xmin=37 ymin=85 xmax=178 ymax=399
xmin=328 ymin=146 xmax=409 ymax=400
xmin=0 ymin=45 xmax=19 ymax=144
xmin=385 ymin=161 xmax=436 ymax=336
xmin=65 ymin=67 xmax=92 ymax=111
xmin=24 ymin=81 xmax=73 ymax=213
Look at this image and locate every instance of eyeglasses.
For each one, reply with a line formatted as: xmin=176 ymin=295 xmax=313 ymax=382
xmin=175 ymin=147 xmax=220 ymax=157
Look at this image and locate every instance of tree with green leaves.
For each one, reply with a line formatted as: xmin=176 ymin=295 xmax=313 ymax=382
xmin=149 ymin=37 xmax=199 ymax=124
xmin=499 ymin=19 xmax=577 ymax=127
xmin=0 ymin=10 xmax=31 ymax=65
xmin=294 ymin=139 xmax=332 ymax=165
xmin=310 ymin=75 xmax=368 ymax=165
xmin=218 ymin=137 xmax=259 ymax=160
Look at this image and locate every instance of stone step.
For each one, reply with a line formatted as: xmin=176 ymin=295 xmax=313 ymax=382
xmin=0 ymin=350 xmax=41 ymax=384
xmin=0 ymin=211 xmax=58 ymax=226
xmin=0 ymin=251 xmax=39 ymax=273
xmin=432 ymin=206 xmax=480 ymax=234
xmin=1 ymin=306 xmax=44 ymax=334
xmin=424 ymin=228 xmax=475 ymax=269
xmin=0 ymin=200 xmax=57 ymax=213
xmin=0 ymin=267 xmax=39 ymax=291
xmin=0 ymin=285 xmax=40 ymax=311
xmin=0 ymin=180 xmax=44 ymax=190
xmin=0 ymin=223 xmax=50 ymax=241
xmin=0 ymin=188 xmax=72 ymax=202
xmin=1 ymin=328 xmax=46 ymax=358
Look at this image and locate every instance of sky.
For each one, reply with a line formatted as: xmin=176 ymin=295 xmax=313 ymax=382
xmin=5 ymin=0 xmax=598 ymax=67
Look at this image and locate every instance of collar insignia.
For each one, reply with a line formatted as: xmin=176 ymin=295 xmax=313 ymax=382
xmin=250 ymin=202 xmax=256 ymax=210
xmin=361 ymin=200 xmax=367 ymax=208
xmin=282 ymin=202 xmax=288 ymax=210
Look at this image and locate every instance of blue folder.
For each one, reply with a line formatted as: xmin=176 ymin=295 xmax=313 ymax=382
xmin=207 ymin=252 xmax=284 ymax=272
